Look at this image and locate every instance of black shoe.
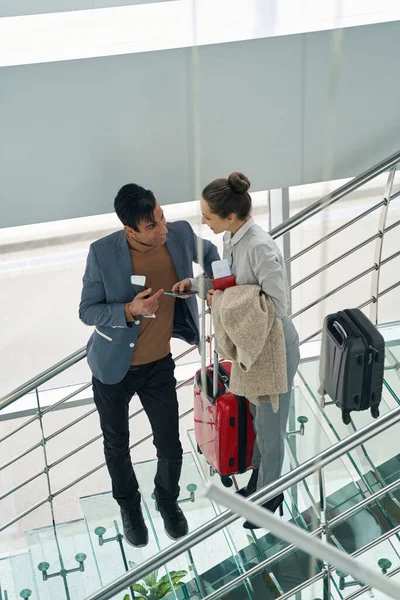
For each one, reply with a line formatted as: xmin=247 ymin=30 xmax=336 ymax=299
xmin=236 ymin=469 xmax=259 ymax=498
xmin=243 ymin=492 xmax=284 ymax=530
xmin=120 ymin=504 xmax=149 ymax=547
xmin=158 ymin=502 xmax=189 ymax=540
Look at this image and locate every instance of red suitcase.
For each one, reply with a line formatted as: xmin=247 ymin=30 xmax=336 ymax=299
xmin=194 ymin=360 xmax=255 ymax=487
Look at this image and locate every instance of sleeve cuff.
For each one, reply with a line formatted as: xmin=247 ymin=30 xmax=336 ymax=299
xmin=237 ymin=347 xmax=256 ymax=372
xmin=190 ymin=275 xmax=213 ymax=299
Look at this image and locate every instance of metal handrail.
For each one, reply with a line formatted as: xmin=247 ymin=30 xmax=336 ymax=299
xmin=286 ymin=200 xmax=385 ymax=265
xmin=201 ymin=521 xmax=400 ymax=600
xmin=0 ymin=381 xmax=91 ymax=444
xmin=291 ymin=265 xmax=377 ymax=319
xmin=345 ymin=566 xmax=400 ymax=600
xmin=1 ymin=149 xmax=399 ymax=414
xmin=269 ymin=149 xmax=400 ymax=239
xmin=206 ymin=486 xmax=400 ymax=600
xmin=0 ymin=320 xmax=200 ymax=414
xmin=82 ymin=406 xmax=400 ymax=600
xmin=299 ymin=278 xmax=400 ymax=346
xmin=0 ymin=378 xmax=194 ymax=533
xmin=0 ymin=347 xmax=87 ymax=411
xmin=189 ymin=477 xmax=400 ymax=600
xmin=290 ymin=232 xmax=379 ymax=290
xmin=0 ymin=343 xmax=198 ymax=438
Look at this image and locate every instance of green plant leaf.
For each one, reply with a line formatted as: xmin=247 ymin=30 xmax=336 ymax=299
xmin=155 ymin=582 xmax=173 ymax=599
xmin=155 ymin=569 xmax=188 ymax=596
xmin=131 ymin=584 xmax=148 ymax=596
xmin=156 ymin=575 xmax=170 ymax=586
xmin=143 ymin=570 xmax=158 ymax=588
xmin=170 ymin=570 xmax=188 ymax=584
xmin=157 ymin=570 xmax=187 ymax=586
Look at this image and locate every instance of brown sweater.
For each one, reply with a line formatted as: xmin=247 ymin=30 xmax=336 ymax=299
xmin=125 ymin=237 xmax=177 ymax=366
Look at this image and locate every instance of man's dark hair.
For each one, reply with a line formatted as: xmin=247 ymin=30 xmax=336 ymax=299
xmin=114 ymin=183 xmax=156 ymax=231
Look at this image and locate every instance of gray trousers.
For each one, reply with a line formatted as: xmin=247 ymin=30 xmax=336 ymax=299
xmin=250 ymin=316 xmax=300 ymax=490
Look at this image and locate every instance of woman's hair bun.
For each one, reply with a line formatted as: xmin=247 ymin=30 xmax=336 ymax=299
xmin=228 ymin=172 xmax=251 ymax=194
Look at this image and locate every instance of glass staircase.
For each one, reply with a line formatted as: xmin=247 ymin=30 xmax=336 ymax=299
xmin=1 ymin=151 xmax=400 ymax=599
xmin=1 ymin=322 xmax=400 ymax=600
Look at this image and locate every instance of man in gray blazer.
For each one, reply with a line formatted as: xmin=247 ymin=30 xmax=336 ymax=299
xmin=79 ymin=183 xmax=219 ymax=547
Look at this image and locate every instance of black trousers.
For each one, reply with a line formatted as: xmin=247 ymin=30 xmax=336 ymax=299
xmin=92 ymin=354 xmax=182 ymax=509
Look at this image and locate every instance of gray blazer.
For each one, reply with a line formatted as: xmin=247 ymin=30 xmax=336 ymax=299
xmin=79 ymin=221 xmax=219 ymax=384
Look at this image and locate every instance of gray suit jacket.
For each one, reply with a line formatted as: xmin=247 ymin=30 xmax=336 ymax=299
xmin=79 ymin=220 xmax=219 ymax=384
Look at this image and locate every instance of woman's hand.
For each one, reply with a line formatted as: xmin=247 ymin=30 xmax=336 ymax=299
xmin=172 ymin=279 xmax=192 ymax=294
xmin=207 ymin=289 xmax=215 ymax=308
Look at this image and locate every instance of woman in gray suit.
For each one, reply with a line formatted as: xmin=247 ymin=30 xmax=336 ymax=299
xmin=174 ymin=172 xmax=300 ymax=528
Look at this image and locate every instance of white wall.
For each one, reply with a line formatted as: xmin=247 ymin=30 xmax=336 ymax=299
xmin=0 ymin=20 xmax=399 ymax=227
xmin=0 ymin=0 xmax=170 ymax=17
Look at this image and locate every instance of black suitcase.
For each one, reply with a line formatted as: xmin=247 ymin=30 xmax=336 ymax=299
xmin=319 ymin=308 xmax=385 ymax=424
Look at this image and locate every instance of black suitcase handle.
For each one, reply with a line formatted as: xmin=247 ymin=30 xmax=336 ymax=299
xmin=196 ymin=370 xmax=219 ymax=405
xmin=329 ymin=319 xmax=348 ymax=346
xmin=196 ymin=364 xmax=231 ymax=405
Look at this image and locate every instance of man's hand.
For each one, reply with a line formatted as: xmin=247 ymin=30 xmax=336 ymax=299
xmin=172 ymin=279 xmax=192 ymax=294
xmin=207 ymin=289 xmax=215 ymax=308
xmin=127 ymin=288 xmax=164 ymax=318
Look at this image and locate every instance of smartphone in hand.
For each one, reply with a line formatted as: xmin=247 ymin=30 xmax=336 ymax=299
xmin=130 ymin=275 xmax=154 ymax=317
xmin=164 ymin=291 xmax=193 ymax=298
xmin=131 ymin=275 xmax=150 ymax=298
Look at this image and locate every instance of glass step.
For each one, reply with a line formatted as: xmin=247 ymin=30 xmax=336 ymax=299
xmin=186 ymin=427 xmax=328 ymax=599
xmin=326 ymin=449 xmax=400 ymax=555
xmin=0 ymin=551 xmax=38 ymax=599
xmin=331 ymin=532 xmax=400 ymax=600
xmin=80 ymin=491 xmax=181 ymax=600
xmin=24 ymin=518 xmax=102 ymax=600
xmin=297 ymin=362 xmax=399 ymax=498
xmin=285 ymin=386 xmax=362 ymax=515
xmin=287 ymin=386 xmax=400 ymax=543
xmin=133 ymin=452 xmax=249 ymax=599
xmin=80 ymin=453 xmax=247 ymax=600
xmin=186 ymin=372 xmax=400 ymax=600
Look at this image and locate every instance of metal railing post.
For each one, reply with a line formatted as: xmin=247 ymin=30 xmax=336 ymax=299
xmin=370 ymin=165 xmax=397 ymax=324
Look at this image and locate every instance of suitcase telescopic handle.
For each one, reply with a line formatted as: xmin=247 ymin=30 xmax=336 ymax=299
xmin=199 ymin=298 xmax=218 ymax=403
xmin=331 ymin=320 xmax=348 ymax=345
xmin=212 ymin=318 xmax=219 ymax=400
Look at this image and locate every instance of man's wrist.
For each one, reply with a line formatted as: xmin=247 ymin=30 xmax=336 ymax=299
xmin=125 ymin=303 xmax=137 ymax=323
xmin=129 ymin=305 xmax=139 ymax=320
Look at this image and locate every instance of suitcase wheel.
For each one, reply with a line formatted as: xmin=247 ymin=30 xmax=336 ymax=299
xmin=342 ymin=411 xmax=351 ymax=425
xmin=371 ymin=406 xmax=380 ymax=419
xmin=220 ymin=476 xmax=233 ymax=488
